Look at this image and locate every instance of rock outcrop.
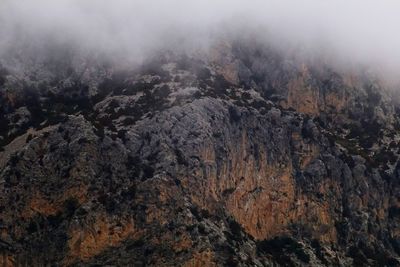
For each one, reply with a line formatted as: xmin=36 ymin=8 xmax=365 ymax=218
xmin=1 ymin=40 xmax=400 ymax=266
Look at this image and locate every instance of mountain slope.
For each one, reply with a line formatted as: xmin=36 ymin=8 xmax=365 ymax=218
xmin=1 ymin=40 xmax=400 ymax=266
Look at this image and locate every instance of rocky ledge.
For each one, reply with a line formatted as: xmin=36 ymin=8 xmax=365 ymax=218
xmin=1 ymin=41 xmax=400 ymax=266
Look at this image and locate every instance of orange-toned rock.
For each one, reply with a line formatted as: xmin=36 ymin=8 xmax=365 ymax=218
xmin=66 ymin=215 xmax=138 ymax=264
xmin=183 ymin=249 xmax=217 ymax=267
xmin=21 ymin=186 xmax=88 ymax=219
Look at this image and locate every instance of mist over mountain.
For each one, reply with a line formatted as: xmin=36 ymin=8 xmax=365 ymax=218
xmin=2 ymin=1 xmax=400 ymax=266
xmin=2 ymin=0 xmax=400 ymax=79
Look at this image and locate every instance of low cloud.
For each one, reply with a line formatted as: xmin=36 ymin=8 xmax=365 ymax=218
xmin=1 ymin=0 xmax=400 ymax=78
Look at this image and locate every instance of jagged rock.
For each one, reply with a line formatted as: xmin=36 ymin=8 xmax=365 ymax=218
xmin=0 ymin=40 xmax=400 ymax=266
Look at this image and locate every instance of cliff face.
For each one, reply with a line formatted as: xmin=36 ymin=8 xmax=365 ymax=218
xmin=1 ymin=40 xmax=400 ymax=266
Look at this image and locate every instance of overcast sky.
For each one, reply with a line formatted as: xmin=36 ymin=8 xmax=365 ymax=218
xmin=1 ymin=0 xmax=400 ymax=77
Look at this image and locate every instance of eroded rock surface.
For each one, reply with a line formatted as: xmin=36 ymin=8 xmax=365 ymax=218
xmin=1 ymin=41 xmax=400 ymax=266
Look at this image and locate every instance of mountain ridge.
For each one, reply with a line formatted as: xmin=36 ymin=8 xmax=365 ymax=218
xmin=1 ymin=40 xmax=400 ymax=266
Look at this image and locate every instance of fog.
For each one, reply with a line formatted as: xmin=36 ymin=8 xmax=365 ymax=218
xmin=1 ymin=0 xmax=400 ymax=78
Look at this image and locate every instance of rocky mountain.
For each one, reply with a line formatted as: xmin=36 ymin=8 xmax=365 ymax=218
xmin=1 ymin=39 xmax=400 ymax=266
